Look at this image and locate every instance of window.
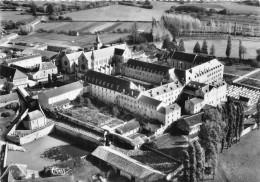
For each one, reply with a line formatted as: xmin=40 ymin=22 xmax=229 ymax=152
xmin=81 ymin=64 xmax=86 ymax=70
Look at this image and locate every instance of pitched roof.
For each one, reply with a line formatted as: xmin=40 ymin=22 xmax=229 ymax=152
xmin=174 ymin=69 xmax=186 ymax=83
xmin=0 ymin=92 xmax=19 ymax=103
xmin=85 ymin=70 xmax=140 ymax=98
xmin=138 ymin=95 xmax=162 ymax=107
xmin=41 ymin=81 xmax=83 ymax=99
xmin=189 ymin=97 xmax=204 ymax=105
xmin=170 ymin=51 xmax=197 ymax=63
xmin=185 ymin=81 xmax=207 ymax=92
xmin=116 ymin=120 xmax=140 ymax=134
xmin=0 ymin=65 xmax=28 ymax=81
xmin=0 ymin=164 xmax=27 ymax=180
xmin=65 ymin=51 xmax=82 ymax=63
xmin=126 ymin=59 xmax=170 ymax=75
xmin=27 ymin=110 xmax=44 ymax=121
xmin=92 ymin=146 xmax=165 ymax=181
xmin=22 ymin=49 xmax=58 ymax=59
xmin=40 ymin=62 xmax=57 ymax=71
xmin=193 ymin=54 xmax=216 ymax=65
xmin=179 ymin=112 xmax=203 ymax=127
xmin=145 ymin=81 xmax=183 ymax=97
xmin=158 ymin=106 xmax=166 ymax=114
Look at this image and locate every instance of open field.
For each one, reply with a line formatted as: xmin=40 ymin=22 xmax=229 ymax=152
xmin=35 ymin=21 xmax=152 ymax=34
xmin=0 ymin=10 xmax=33 ymax=22
xmin=217 ymin=129 xmax=260 ymax=182
xmin=186 ymin=2 xmax=260 ymax=15
xmin=64 ymin=2 xmax=178 ymax=21
xmin=183 ymin=39 xmax=260 ymax=59
xmin=224 ymin=63 xmax=254 ymax=76
xmin=249 ymin=71 xmax=260 ymax=80
xmin=14 ymin=32 xmax=129 ymax=48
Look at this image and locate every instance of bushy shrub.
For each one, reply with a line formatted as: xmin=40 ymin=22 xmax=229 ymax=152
xmin=1 ymin=112 xmax=11 ymax=118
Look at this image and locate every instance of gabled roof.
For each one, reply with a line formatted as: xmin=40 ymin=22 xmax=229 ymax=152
xmin=193 ymin=54 xmax=216 ymax=65
xmin=85 ymin=70 xmax=140 ymax=98
xmin=65 ymin=51 xmax=82 ymax=63
xmin=0 ymin=65 xmax=28 ymax=81
xmin=174 ymin=69 xmax=186 ymax=83
xmin=170 ymin=51 xmax=197 ymax=63
xmin=116 ymin=120 xmax=140 ymax=134
xmin=145 ymin=81 xmax=183 ymax=97
xmin=5 ymin=54 xmax=41 ymax=64
xmin=189 ymin=97 xmax=204 ymax=105
xmin=41 ymin=81 xmax=83 ymax=99
xmin=126 ymin=59 xmax=170 ymax=75
xmin=178 ymin=112 xmax=203 ymax=127
xmin=40 ymin=62 xmax=57 ymax=71
xmin=114 ymin=48 xmax=125 ymax=56
xmin=0 ymin=164 xmax=27 ymax=180
xmin=0 ymin=92 xmax=19 ymax=104
xmin=138 ymin=95 xmax=162 ymax=107
xmin=27 ymin=110 xmax=44 ymax=121
xmin=92 ymin=146 xmax=165 ymax=181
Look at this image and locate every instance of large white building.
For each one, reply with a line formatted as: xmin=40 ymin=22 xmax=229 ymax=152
xmin=4 ymin=55 xmax=42 ymax=69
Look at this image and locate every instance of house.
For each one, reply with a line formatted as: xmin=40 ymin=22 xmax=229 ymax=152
xmin=23 ymin=110 xmax=47 ymax=130
xmin=38 ymin=81 xmax=84 ymax=109
xmin=116 ymin=119 xmax=140 ymax=136
xmin=0 ymin=65 xmax=28 ymax=88
xmin=124 ymin=59 xmax=175 ymax=85
xmin=0 ymin=164 xmax=27 ymax=181
xmin=92 ymin=146 xmax=166 ymax=182
xmin=4 ymin=55 xmax=42 ymax=69
xmin=0 ymin=92 xmax=19 ymax=108
xmin=176 ymin=112 xmax=203 ymax=140
xmin=185 ymin=97 xmax=204 ymax=114
xmin=27 ymin=62 xmax=58 ymax=81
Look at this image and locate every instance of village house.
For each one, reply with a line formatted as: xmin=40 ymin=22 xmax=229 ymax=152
xmin=123 ymin=59 xmax=175 ymax=85
xmin=0 ymin=92 xmax=19 ymax=108
xmin=4 ymin=54 xmax=42 ymax=69
xmin=23 ymin=110 xmax=47 ymax=130
xmin=116 ymin=119 xmax=141 ymax=137
xmin=176 ymin=113 xmax=203 ymax=141
xmin=38 ymin=81 xmax=84 ymax=109
xmin=185 ymin=97 xmax=204 ymax=114
xmin=27 ymin=62 xmax=58 ymax=81
xmin=0 ymin=65 xmax=28 ymax=88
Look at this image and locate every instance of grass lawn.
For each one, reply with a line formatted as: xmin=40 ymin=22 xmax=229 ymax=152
xmin=217 ymin=129 xmax=260 ymax=182
xmin=15 ymin=32 xmax=129 ymax=48
xmin=64 ymin=2 xmax=178 ymax=21
xmin=249 ymin=71 xmax=260 ymax=80
xmin=0 ymin=10 xmax=33 ymax=22
xmin=0 ymin=108 xmax=16 ymax=141
xmin=224 ymin=63 xmax=254 ymax=76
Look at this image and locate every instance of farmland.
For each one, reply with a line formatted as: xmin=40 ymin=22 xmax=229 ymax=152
xmin=0 ymin=10 xmax=33 ymax=22
xmin=14 ymin=32 xmax=129 ymax=48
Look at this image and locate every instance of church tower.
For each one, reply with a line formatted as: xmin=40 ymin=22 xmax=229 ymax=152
xmin=95 ymin=34 xmax=103 ymax=50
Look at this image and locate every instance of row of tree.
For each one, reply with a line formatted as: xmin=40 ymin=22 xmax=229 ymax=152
xmin=193 ymin=40 xmax=215 ymax=56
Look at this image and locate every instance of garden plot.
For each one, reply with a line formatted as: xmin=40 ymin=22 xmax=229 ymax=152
xmin=87 ymin=22 xmax=116 ymax=34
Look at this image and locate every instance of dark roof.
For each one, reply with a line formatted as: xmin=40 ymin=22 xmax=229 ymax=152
xmin=0 ymin=164 xmax=27 ymax=180
xmin=85 ymin=70 xmax=140 ymax=98
xmin=126 ymin=59 xmax=170 ymax=75
xmin=116 ymin=120 xmax=140 ymax=134
xmin=158 ymin=106 xmax=166 ymax=114
xmin=239 ymin=96 xmax=250 ymax=102
xmin=179 ymin=112 xmax=203 ymax=127
xmin=193 ymin=54 xmax=216 ymax=65
xmin=184 ymin=81 xmax=207 ymax=92
xmin=138 ymin=95 xmax=162 ymax=107
xmin=0 ymin=64 xmax=27 ymax=81
xmin=41 ymin=81 xmax=83 ymax=99
xmin=92 ymin=146 xmax=165 ymax=181
xmin=170 ymin=51 xmax=196 ymax=63
xmin=174 ymin=69 xmax=186 ymax=83
xmin=114 ymin=48 xmax=125 ymax=56
xmin=0 ymin=92 xmax=19 ymax=103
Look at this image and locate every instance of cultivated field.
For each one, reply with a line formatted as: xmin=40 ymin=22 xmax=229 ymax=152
xmin=183 ymin=39 xmax=260 ymax=59
xmin=14 ymin=32 xmax=129 ymax=48
xmin=0 ymin=10 xmax=33 ymax=22
xmin=249 ymin=71 xmax=260 ymax=80
xmin=64 ymin=2 xmax=178 ymax=21
xmin=224 ymin=63 xmax=254 ymax=76
xmin=35 ymin=21 xmax=152 ymax=33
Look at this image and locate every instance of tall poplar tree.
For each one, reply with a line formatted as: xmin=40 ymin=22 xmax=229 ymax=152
xmin=239 ymin=40 xmax=242 ymax=60
xmin=210 ymin=44 xmax=215 ymax=56
xmin=201 ymin=39 xmax=208 ymax=55
xmin=226 ymin=36 xmax=232 ymax=58
xmin=193 ymin=41 xmax=201 ymax=54
xmin=179 ymin=39 xmax=185 ymax=52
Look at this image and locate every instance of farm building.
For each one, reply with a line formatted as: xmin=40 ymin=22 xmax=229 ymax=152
xmin=91 ymin=146 xmax=166 ymax=182
xmin=27 ymin=62 xmax=58 ymax=81
xmin=23 ymin=110 xmax=47 ymax=130
xmin=116 ymin=119 xmax=140 ymax=136
xmin=4 ymin=54 xmax=42 ymax=69
xmin=0 ymin=92 xmax=19 ymax=108
xmin=0 ymin=65 xmax=28 ymax=88
xmin=22 ymin=49 xmax=58 ymax=61
xmin=38 ymin=81 xmax=84 ymax=109
xmin=176 ymin=112 xmax=203 ymax=141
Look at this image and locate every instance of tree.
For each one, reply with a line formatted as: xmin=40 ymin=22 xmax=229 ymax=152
xmin=194 ymin=141 xmax=205 ymax=182
xmin=193 ymin=41 xmax=201 ymax=54
xmin=144 ymin=0 xmax=151 ymax=6
xmin=46 ymin=3 xmax=56 ymax=15
xmin=19 ymin=25 xmax=33 ymax=35
xmin=61 ymin=4 xmax=68 ymax=11
xmin=30 ymin=2 xmax=37 ymax=16
xmin=112 ymin=106 xmax=120 ymax=117
xmin=189 ymin=143 xmax=197 ymax=182
xmin=48 ymin=74 xmax=52 ymax=87
xmin=226 ymin=36 xmax=232 ymax=58
xmin=241 ymin=46 xmax=247 ymax=59
xmin=182 ymin=150 xmax=190 ymax=182
xmin=209 ymin=44 xmax=215 ymax=56
xmin=2 ymin=81 xmax=14 ymax=93
xmin=201 ymin=39 xmax=208 ymax=55
xmin=130 ymin=22 xmax=139 ymax=44
xmin=239 ymin=40 xmax=242 ymax=60
xmin=251 ymin=59 xmax=259 ymax=69
xmin=162 ymin=35 xmax=176 ymax=51
xmin=178 ymin=39 xmax=185 ymax=52
xmin=256 ymin=98 xmax=260 ymax=129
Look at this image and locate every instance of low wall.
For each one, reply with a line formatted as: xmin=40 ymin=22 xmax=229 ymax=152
xmin=241 ymin=123 xmax=257 ymax=137
xmin=54 ymin=124 xmax=103 ymax=146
